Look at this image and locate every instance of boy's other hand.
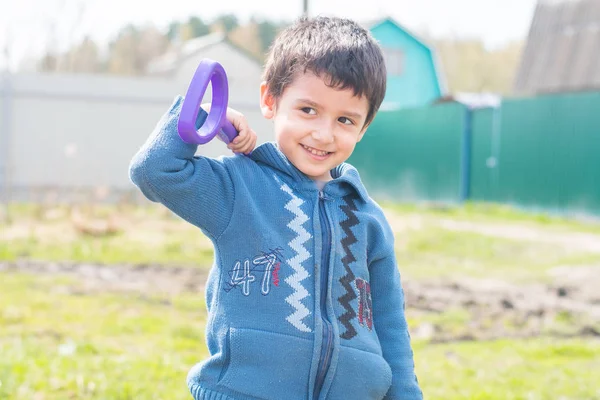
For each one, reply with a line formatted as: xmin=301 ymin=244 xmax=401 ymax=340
xmin=226 ymin=108 xmax=257 ymax=155
xmin=201 ymin=103 xmax=257 ymax=155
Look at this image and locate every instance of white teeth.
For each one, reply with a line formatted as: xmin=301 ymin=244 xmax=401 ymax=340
xmin=302 ymin=145 xmax=329 ymax=156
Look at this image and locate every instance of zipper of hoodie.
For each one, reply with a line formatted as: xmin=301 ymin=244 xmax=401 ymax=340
xmin=313 ymin=190 xmax=334 ymax=400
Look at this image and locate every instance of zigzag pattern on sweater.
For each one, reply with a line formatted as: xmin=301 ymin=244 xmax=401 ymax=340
xmin=338 ymin=193 xmax=359 ymax=340
xmin=280 ymin=182 xmax=312 ymax=333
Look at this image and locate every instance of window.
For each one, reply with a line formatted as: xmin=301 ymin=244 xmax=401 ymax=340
xmin=383 ymin=47 xmax=404 ymax=76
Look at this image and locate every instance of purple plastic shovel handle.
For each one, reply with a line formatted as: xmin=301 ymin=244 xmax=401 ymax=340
xmin=178 ymin=59 xmax=238 ymax=145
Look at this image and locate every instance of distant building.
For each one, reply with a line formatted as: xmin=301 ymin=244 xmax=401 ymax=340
xmin=146 ymin=32 xmax=264 ymax=106
xmin=364 ymin=17 xmax=447 ymax=109
xmin=514 ymin=0 xmax=600 ymax=95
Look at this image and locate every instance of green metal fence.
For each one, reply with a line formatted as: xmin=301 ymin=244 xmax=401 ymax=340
xmin=350 ymin=102 xmax=467 ymax=203
xmin=351 ymin=91 xmax=600 ymax=216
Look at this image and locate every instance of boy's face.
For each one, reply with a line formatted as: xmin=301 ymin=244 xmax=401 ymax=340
xmin=260 ymin=72 xmax=369 ymax=182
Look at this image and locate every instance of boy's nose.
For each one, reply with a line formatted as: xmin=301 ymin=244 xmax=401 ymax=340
xmin=311 ymin=124 xmax=335 ymax=144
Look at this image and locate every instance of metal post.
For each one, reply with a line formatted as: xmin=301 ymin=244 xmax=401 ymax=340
xmin=460 ymin=106 xmax=473 ymax=202
xmin=0 ymin=71 xmax=12 ymax=222
xmin=490 ymin=105 xmax=502 ymax=200
xmin=303 ymin=0 xmax=309 ymax=16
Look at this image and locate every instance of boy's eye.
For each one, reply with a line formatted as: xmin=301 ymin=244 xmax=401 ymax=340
xmin=338 ymin=117 xmax=354 ymax=125
xmin=301 ymin=107 xmax=316 ymax=115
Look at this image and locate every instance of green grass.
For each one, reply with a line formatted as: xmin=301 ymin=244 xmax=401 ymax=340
xmin=384 ymin=201 xmax=600 ymax=235
xmin=2 ymin=202 xmax=599 ymax=283
xmin=0 ymin=272 xmax=207 ymax=399
xmin=2 ymin=272 xmax=600 ymax=399
xmin=0 ymin=204 xmax=214 ymax=267
xmin=0 ymin=235 xmax=214 ymax=267
xmin=395 ymin=228 xmax=600 ymax=281
xmin=2 ymin=203 xmax=600 ymax=398
xmin=415 ymin=338 xmax=600 ymax=400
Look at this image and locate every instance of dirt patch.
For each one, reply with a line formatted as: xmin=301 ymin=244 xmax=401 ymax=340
xmin=2 ymin=260 xmax=599 ymax=343
xmin=404 ymin=272 xmax=600 ymax=342
xmin=0 ymin=260 xmax=208 ymax=295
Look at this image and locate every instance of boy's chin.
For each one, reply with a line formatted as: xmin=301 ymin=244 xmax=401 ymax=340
xmin=299 ymin=166 xmax=333 ymax=181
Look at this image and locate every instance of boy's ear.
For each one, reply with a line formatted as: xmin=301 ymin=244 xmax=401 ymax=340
xmin=260 ymin=82 xmax=276 ymax=119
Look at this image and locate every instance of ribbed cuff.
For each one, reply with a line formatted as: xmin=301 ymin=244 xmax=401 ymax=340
xmin=190 ymin=384 xmax=256 ymax=400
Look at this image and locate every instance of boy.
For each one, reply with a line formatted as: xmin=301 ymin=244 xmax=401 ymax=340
xmin=129 ymin=16 xmax=422 ymax=400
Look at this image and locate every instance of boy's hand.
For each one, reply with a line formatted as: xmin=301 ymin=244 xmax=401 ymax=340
xmin=201 ymin=103 xmax=257 ymax=155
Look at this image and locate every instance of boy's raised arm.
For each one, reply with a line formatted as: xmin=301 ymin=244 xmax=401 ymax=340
xmin=129 ymin=96 xmax=235 ymax=240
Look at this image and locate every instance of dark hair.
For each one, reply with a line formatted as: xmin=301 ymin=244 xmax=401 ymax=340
xmin=263 ymin=16 xmax=387 ymax=127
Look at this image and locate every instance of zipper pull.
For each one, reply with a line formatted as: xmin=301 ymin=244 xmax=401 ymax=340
xmin=319 ymin=191 xmax=330 ymax=201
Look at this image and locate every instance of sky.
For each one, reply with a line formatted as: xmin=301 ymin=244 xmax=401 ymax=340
xmin=0 ymin=0 xmax=538 ymax=71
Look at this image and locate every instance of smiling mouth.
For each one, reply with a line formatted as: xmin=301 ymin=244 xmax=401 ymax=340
xmin=302 ymin=144 xmax=332 ymax=157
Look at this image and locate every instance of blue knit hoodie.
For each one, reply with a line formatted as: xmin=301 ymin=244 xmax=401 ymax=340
xmin=129 ymin=97 xmax=423 ymax=400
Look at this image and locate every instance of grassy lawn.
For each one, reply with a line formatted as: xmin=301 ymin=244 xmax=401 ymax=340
xmin=0 ymin=273 xmax=206 ymax=399
xmin=417 ymin=337 xmax=600 ymax=400
xmin=1 ymin=202 xmax=600 ymax=399
xmin=2 ymin=202 xmax=600 ymax=283
xmin=2 ymin=272 xmax=600 ymax=400
xmin=395 ymin=227 xmax=600 ymax=281
xmin=0 ymin=204 xmax=213 ymax=267
xmin=384 ymin=201 xmax=600 ymax=235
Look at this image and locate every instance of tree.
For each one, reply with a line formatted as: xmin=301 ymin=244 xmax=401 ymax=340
xmin=257 ymin=20 xmax=282 ymax=53
xmin=106 ymin=24 xmax=169 ymax=75
xmin=37 ymin=36 xmax=101 ymax=73
xmin=107 ymin=25 xmax=139 ymax=75
xmin=34 ymin=0 xmax=88 ymax=73
xmin=167 ymin=21 xmax=182 ymax=41
xmin=65 ymin=37 xmax=102 ymax=73
xmin=214 ymin=14 xmax=239 ymax=33
xmin=188 ymin=16 xmax=210 ymax=38
xmin=37 ymin=53 xmax=60 ymax=72
xmin=136 ymin=26 xmax=170 ymax=71
xmin=166 ymin=17 xmax=209 ymax=43
xmin=434 ymin=39 xmax=524 ymax=94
